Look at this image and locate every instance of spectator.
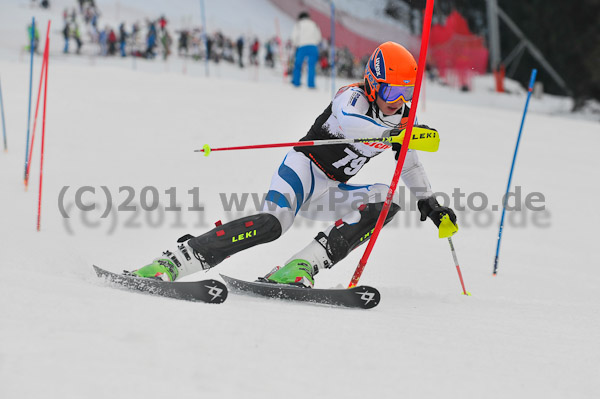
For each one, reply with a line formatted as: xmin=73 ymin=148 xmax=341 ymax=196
xmin=178 ymin=30 xmax=189 ymax=56
xmin=62 ymin=21 xmax=70 ymax=53
xmin=223 ymin=38 xmax=234 ymax=62
xmin=119 ymin=23 xmax=127 ymax=57
xmin=236 ymin=36 xmax=244 ymax=68
xmin=145 ymin=22 xmax=157 ymax=58
xmin=73 ymin=23 xmax=83 ymax=54
xmin=90 ymin=8 xmax=98 ymax=30
xmin=108 ymin=28 xmax=117 ymax=55
xmin=160 ymin=29 xmax=172 ymax=60
xmin=27 ymin=21 xmax=40 ymax=54
xmin=290 ymin=11 xmax=322 ymax=88
xmin=264 ymin=38 xmax=275 ymax=68
xmin=249 ymin=37 xmax=259 ymax=66
xmin=206 ymin=34 xmax=213 ymax=61
xmin=130 ymin=22 xmax=140 ymax=55
xmin=98 ymin=27 xmax=108 ymax=56
xmin=159 ymin=15 xmax=167 ymax=31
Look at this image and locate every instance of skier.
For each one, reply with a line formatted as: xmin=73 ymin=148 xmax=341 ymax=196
xmin=132 ymin=42 xmax=458 ymax=287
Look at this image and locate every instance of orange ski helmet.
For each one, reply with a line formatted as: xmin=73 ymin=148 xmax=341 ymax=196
xmin=364 ymin=42 xmax=417 ymax=103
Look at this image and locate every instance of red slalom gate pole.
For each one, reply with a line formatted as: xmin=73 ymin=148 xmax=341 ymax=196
xmin=348 ymin=0 xmax=435 ymax=288
xmin=25 ymin=21 xmax=50 ymax=189
xmin=37 ymin=25 xmax=50 ymax=232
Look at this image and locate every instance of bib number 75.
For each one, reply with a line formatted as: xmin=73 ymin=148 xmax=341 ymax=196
xmin=332 ymin=148 xmax=367 ymax=176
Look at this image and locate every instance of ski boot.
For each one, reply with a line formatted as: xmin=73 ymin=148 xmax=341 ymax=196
xmin=263 ymin=202 xmax=401 ymax=287
xmin=131 ymin=258 xmax=179 ymax=281
xmin=131 ymin=241 xmax=209 ymax=282
xmin=262 ymin=236 xmax=330 ymax=288
xmin=264 ymin=259 xmax=317 ymax=288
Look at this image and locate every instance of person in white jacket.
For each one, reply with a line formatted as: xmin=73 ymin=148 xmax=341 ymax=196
xmin=290 ymin=11 xmax=322 ymax=88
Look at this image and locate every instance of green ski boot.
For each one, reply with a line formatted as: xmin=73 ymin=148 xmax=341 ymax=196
xmin=132 ymin=258 xmax=179 ymax=282
xmin=265 ymin=259 xmax=316 ymax=288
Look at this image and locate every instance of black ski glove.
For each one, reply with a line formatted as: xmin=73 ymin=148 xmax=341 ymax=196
xmin=391 ymin=125 xmax=437 ymax=160
xmin=417 ymin=196 xmax=457 ymax=228
xmin=392 ymin=142 xmax=402 ymax=160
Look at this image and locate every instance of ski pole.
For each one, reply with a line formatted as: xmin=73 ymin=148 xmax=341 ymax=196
xmin=348 ymin=0 xmax=435 ymax=289
xmin=195 ymin=127 xmax=439 ymax=155
xmin=447 ymin=236 xmax=470 ymax=296
xmin=0 ymin=75 xmax=7 ymax=151
xmin=493 ymin=68 xmax=537 ymax=275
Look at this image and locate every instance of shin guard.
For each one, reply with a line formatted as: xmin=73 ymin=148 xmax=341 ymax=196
xmin=187 ymin=213 xmax=282 ymax=268
xmin=316 ymin=202 xmax=400 ymax=267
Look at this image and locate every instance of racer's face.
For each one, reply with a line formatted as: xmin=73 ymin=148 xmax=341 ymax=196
xmin=375 ymin=95 xmax=404 ymax=116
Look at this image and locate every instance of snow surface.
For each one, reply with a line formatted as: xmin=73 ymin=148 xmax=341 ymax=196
xmin=1 ymin=1 xmax=600 ymax=399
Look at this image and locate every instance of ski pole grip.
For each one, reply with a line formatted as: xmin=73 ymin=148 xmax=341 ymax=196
xmin=438 ymin=214 xmax=458 ymax=238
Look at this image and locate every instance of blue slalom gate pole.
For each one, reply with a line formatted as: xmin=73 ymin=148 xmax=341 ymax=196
xmin=24 ymin=17 xmax=35 ymax=179
xmin=199 ymin=0 xmax=209 ymax=77
xmin=493 ymin=68 xmax=537 ymax=275
xmin=0 ymin=75 xmax=7 ymax=151
xmin=330 ymin=1 xmax=335 ymax=98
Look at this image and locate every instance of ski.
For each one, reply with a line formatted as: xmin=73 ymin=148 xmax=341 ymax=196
xmin=220 ymin=274 xmax=380 ymax=309
xmin=93 ymin=265 xmax=227 ymax=304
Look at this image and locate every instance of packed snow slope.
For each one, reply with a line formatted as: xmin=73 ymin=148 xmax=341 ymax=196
xmin=1 ymin=2 xmax=599 ymax=399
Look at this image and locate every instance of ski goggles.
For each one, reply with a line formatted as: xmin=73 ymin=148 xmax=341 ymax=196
xmin=378 ymin=83 xmax=414 ymax=103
